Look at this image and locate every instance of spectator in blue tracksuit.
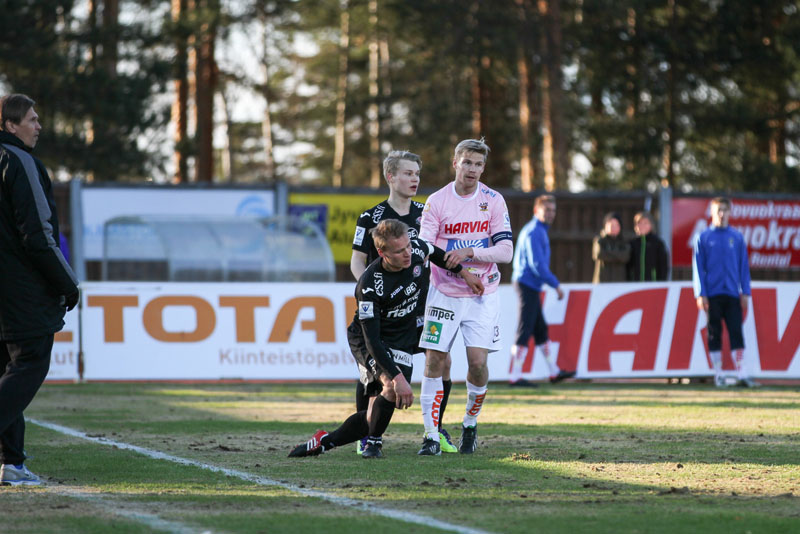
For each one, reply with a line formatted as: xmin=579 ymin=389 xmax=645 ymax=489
xmin=692 ymin=197 xmax=754 ymax=388
xmin=508 ymin=195 xmax=574 ymax=386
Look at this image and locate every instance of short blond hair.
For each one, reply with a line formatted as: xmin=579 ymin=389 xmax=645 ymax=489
xmin=372 ymin=219 xmax=409 ymax=251
xmin=453 ymin=138 xmax=490 ymax=162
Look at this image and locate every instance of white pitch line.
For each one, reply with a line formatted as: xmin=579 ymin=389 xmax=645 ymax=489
xmin=30 ymin=419 xmax=494 ymax=534
xmin=46 ymin=486 xmax=213 ymax=534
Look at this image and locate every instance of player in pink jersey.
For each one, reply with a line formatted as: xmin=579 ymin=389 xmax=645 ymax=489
xmin=417 ymin=138 xmax=513 ymax=455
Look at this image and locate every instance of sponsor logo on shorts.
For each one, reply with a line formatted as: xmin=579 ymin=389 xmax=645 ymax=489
xmin=493 ymin=325 xmax=500 ymax=343
xmin=422 ymin=321 xmax=443 ymax=344
xmin=358 ymin=301 xmax=374 ymax=319
xmin=353 ymin=226 xmax=365 ymax=245
xmin=390 ymin=349 xmax=413 ymax=367
xmin=487 ymin=272 xmax=499 ymax=284
xmin=428 ymin=306 xmax=454 ymax=321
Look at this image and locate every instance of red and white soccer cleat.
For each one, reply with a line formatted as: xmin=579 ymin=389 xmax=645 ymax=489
xmin=288 ymin=430 xmax=329 ymax=458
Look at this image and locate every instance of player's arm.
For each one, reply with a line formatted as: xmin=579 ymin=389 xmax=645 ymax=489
xmin=691 ymin=235 xmax=708 ymax=311
xmin=420 ymin=240 xmax=484 ymax=295
xmin=7 ymin=157 xmax=79 ymax=307
xmin=449 ymin=199 xmax=514 ymax=267
xmin=350 ymin=250 xmax=368 ymax=280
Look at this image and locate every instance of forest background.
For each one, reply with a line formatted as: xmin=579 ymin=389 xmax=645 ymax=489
xmin=1 ymin=0 xmax=798 ymax=193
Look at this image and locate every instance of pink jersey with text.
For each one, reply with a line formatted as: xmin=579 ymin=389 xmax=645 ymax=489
xmin=419 ymin=181 xmax=512 ymax=297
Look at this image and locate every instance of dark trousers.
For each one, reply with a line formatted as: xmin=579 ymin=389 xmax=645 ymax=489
xmin=514 ymin=282 xmax=548 ymax=347
xmin=0 ymin=335 xmax=54 ymax=465
xmin=707 ymin=295 xmax=744 ymax=352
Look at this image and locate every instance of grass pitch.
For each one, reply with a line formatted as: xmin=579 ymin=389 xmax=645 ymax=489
xmin=2 ymin=381 xmax=799 ymax=533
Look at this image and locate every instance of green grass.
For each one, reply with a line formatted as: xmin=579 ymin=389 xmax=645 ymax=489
xmin=2 ymin=381 xmax=799 ymax=533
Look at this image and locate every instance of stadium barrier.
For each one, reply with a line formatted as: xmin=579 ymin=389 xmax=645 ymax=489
xmin=48 ymin=281 xmax=800 ymax=382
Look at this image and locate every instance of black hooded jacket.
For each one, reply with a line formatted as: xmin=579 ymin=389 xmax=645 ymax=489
xmin=0 ymin=130 xmax=78 ymax=340
xmin=627 ymin=232 xmax=670 ymax=282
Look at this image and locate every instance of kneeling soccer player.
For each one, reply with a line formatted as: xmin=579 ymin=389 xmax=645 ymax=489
xmin=289 ymin=219 xmax=483 ymax=458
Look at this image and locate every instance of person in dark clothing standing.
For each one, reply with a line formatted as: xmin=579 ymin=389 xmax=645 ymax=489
xmin=592 ymin=212 xmax=630 ymax=283
xmin=0 ymin=94 xmax=79 ymax=486
xmin=627 ymin=211 xmax=670 ymax=282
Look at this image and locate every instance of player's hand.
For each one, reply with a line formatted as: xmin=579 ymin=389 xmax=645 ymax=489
xmin=740 ymin=294 xmax=749 ymax=316
xmin=444 ymin=248 xmax=473 ymax=269
xmin=556 ymin=286 xmax=565 ymax=300
xmin=696 ymin=297 xmax=709 ymax=312
xmin=64 ymin=289 xmax=80 ymax=311
xmin=461 ymin=269 xmax=484 ymax=296
xmin=392 ymin=374 xmax=414 ymax=409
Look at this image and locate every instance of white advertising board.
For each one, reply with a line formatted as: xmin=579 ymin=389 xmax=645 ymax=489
xmin=46 ymin=308 xmax=80 ymax=381
xmin=81 ymin=188 xmax=275 ymax=260
xmin=76 ymin=282 xmax=800 ymax=381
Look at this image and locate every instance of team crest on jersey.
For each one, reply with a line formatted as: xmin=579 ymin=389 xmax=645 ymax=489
xmin=353 ymin=226 xmax=365 ymax=245
xmin=479 ymin=202 xmax=488 ymax=212
xmin=358 ymin=301 xmax=374 ymax=319
xmin=413 ymin=265 xmax=423 ymax=277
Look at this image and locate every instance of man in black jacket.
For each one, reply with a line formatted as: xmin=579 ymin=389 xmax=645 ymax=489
xmin=627 ymin=211 xmax=670 ymax=282
xmin=0 ymin=94 xmax=79 ymax=486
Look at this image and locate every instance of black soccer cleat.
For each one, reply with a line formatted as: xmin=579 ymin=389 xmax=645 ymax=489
xmin=288 ymin=430 xmax=328 ymax=458
xmin=417 ymin=437 xmax=441 ymax=456
xmin=549 ymin=370 xmax=576 ymax=384
xmin=361 ymin=438 xmax=383 ymax=459
xmin=459 ymin=425 xmax=478 ymax=454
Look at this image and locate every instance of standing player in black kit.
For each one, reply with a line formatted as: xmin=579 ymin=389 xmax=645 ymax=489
xmin=349 ymin=150 xmax=458 ymax=453
xmin=290 ymin=220 xmax=483 ymax=459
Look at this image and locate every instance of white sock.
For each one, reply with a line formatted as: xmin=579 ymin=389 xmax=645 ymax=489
xmin=509 ymin=344 xmax=528 ymax=382
xmin=463 ymin=380 xmax=487 ymax=428
xmin=733 ymin=349 xmax=747 ymax=379
xmin=541 ymin=341 xmax=559 ymax=376
xmin=709 ymin=350 xmax=722 ymax=379
xmin=421 ymin=376 xmax=443 ymax=441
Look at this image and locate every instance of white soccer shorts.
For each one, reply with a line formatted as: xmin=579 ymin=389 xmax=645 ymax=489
xmin=418 ymin=285 xmax=501 ymax=353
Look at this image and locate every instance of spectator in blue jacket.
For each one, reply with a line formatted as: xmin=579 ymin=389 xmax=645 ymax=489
xmin=692 ymin=197 xmax=755 ymax=388
xmin=508 ymin=195 xmax=575 ymax=386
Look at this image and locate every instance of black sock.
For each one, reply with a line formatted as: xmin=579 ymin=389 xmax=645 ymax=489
xmin=324 ymin=410 xmax=368 ymax=449
xmin=367 ymin=395 xmax=395 ymax=437
xmin=438 ymin=379 xmax=452 ymax=431
xmin=355 ymin=381 xmax=368 ymax=412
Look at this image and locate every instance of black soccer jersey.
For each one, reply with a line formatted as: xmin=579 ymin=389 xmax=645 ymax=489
xmin=352 ymin=200 xmax=425 ymax=265
xmin=349 ymin=238 xmax=459 ymax=378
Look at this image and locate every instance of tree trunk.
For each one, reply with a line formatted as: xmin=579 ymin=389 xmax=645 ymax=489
xmin=219 ymin=88 xmax=233 ymax=182
xmin=367 ymin=0 xmax=381 ymax=188
xmin=538 ymin=0 xmax=567 ymax=191
xmin=332 ymin=0 xmax=350 ymax=188
xmin=516 ymin=0 xmax=534 ymax=191
xmin=194 ymin=0 xmax=218 ymax=183
xmin=260 ymin=25 xmax=275 ymax=182
xmin=172 ymin=0 xmax=189 ymax=183
xmin=661 ymin=0 xmax=677 ymax=188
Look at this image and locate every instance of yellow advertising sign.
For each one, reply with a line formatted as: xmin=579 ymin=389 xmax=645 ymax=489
xmin=289 ymin=193 xmax=428 ymax=262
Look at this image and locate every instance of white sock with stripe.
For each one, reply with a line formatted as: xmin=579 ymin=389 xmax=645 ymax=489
xmin=462 ymin=380 xmax=487 ymax=428
xmin=421 ymin=376 xmax=443 ymax=441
